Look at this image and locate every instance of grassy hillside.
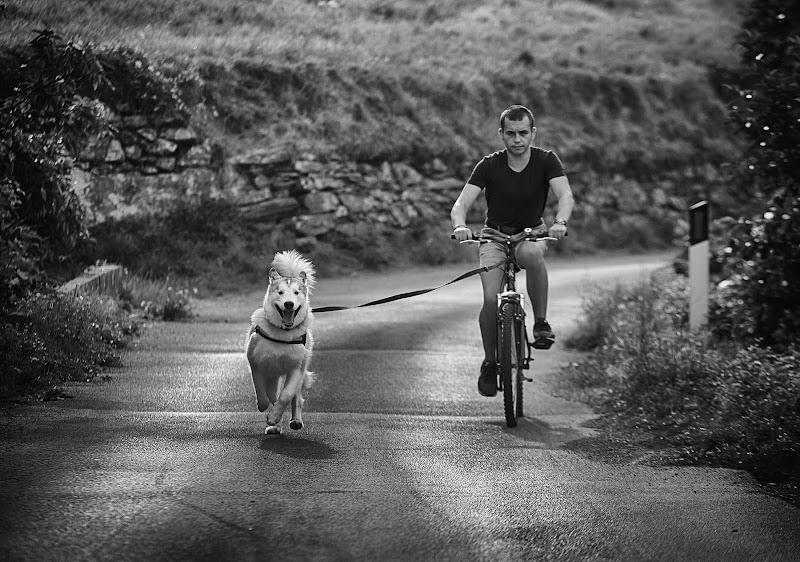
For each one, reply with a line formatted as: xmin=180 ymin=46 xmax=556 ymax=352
xmin=4 ymin=0 xmax=746 ymax=171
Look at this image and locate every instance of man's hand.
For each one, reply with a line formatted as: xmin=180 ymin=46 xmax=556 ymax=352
xmin=548 ymin=222 xmax=568 ymax=240
xmin=453 ymin=226 xmax=473 ymax=242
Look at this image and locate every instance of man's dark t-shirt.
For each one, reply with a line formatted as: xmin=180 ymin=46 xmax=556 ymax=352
xmin=467 ymin=148 xmax=565 ymax=229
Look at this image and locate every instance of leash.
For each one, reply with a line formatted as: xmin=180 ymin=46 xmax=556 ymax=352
xmin=312 ymin=262 xmax=502 ymax=314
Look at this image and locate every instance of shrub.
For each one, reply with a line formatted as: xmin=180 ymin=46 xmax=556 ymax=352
xmin=0 ymin=291 xmax=139 ymax=401
xmin=564 ymin=270 xmax=800 ymax=486
xmin=718 ymin=0 xmax=800 ymax=348
xmin=0 ymin=29 xmax=195 ymax=310
xmin=118 ymin=274 xmax=197 ymax=321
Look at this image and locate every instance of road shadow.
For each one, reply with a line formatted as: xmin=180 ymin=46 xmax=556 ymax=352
xmin=258 ymin=434 xmax=337 ymax=460
xmin=486 ymin=416 xmax=590 ymax=449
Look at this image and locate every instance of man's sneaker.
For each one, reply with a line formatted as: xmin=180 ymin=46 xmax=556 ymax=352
xmin=477 ymin=360 xmax=498 ymax=397
xmin=533 ymin=320 xmax=555 ymax=350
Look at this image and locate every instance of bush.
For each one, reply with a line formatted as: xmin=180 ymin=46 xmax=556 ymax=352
xmin=718 ymin=0 xmax=800 ymax=348
xmin=0 ymin=29 xmax=194 ymax=310
xmin=564 ymin=270 xmax=800 ymax=487
xmin=118 ymin=274 xmax=197 ymax=321
xmin=0 ymin=291 xmax=140 ymax=402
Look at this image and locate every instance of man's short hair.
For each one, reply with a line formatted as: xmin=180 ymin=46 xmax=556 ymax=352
xmin=500 ymin=105 xmax=535 ymax=130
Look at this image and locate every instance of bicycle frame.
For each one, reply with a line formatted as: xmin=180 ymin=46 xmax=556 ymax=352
xmin=495 ymin=240 xmax=533 ymax=374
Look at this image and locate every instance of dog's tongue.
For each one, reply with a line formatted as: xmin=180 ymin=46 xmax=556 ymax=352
xmin=281 ymin=306 xmax=296 ymax=327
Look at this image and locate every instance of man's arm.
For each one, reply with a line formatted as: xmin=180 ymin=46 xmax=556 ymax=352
xmin=548 ymin=176 xmax=574 ymax=239
xmin=450 ymin=183 xmax=482 ymax=241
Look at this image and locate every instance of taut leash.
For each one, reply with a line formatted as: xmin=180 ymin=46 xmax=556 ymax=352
xmin=312 ymin=263 xmax=501 ymax=314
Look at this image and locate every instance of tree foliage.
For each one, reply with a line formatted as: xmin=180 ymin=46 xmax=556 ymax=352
xmin=720 ymin=1 xmax=800 ymax=348
xmin=0 ymin=30 xmax=107 ymax=307
xmin=0 ymin=29 xmax=190 ymax=310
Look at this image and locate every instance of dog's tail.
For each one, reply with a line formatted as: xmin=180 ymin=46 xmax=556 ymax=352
xmin=304 ymin=371 xmax=316 ymax=390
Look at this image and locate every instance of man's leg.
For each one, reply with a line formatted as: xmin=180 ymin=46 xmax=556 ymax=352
xmin=516 ymin=240 xmax=548 ymax=320
xmin=516 ymin=240 xmax=555 ymax=348
xmin=476 ymin=242 xmax=506 ymax=396
xmin=479 ymin=268 xmax=505 ymax=359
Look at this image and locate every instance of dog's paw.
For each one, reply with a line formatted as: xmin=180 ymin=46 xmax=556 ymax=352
xmin=257 ymin=402 xmax=269 ymax=413
xmin=289 ymin=419 xmax=303 ymax=430
xmin=265 ymin=425 xmax=281 ymax=435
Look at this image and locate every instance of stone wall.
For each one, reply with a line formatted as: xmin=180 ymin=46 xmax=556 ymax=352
xmin=70 ymin=110 xmax=480 ymax=249
xmin=226 ymin=147 xmax=477 ymax=249
xmin=70 ymin=106 xmax=723 ymax=252
xmin=71 ymin=109 xmax=221 ymax=224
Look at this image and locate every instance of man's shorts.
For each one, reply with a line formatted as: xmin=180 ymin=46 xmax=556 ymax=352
xmin=478 ymin=222 xmax=548 ymax=269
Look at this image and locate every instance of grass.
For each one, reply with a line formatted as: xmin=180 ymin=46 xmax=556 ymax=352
xmin=560 ymin=269 xmax=800 ymax=502
xmin=3 ymin=0 xmax=747 ymax=165
xmin=3 ymin=0 xmax=742 ymax=77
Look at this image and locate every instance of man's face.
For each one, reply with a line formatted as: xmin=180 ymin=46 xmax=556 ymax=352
xmin=499 ymin=117 xmax=535 ymax=156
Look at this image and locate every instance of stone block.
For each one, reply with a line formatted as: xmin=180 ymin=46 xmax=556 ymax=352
xmin=392 ymin=162 xmax=424 ymax=187
xmin=338 ymin=193 xmax=369 ymax=213
xmin=148 ymin=138 xmax=178 ymax=156
xmin=58 ymin=264 xmax=125 ymax=297
xmin=427 ymin=177 xmax=464 ymax=191
xmin=104 ymin=139 xmax=125 ymax=163
xmin=124 ymin=144 xmax=143 ymax=161
xmin=303 ymin=191 xmax=340 ymax=213
xmin=156 ymin=157 xmax=176 ymax=172
xmin=138 ymin=128 xmax=158 ymax=142
xmin=291 ymin=213 xmax=336 ymax=237
xmin=239 ymin=197 xmax=299 ymax=221
xmin=162 ymin=127 xmax=197 ymax=142
xmin=231 ymin=146 xmax=293 ymax=167
xmin=295 ymin=160 xmax=325 ymax=174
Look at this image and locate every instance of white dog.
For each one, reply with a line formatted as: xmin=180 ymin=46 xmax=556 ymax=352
xmin=246 ymin=250 xmax=316 ymax=434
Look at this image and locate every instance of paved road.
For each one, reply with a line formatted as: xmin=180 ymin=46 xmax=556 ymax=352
xmin=2 ymin=253 xmax=799 ymax=561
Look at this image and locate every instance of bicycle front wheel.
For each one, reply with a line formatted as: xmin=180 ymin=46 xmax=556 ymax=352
xmin=498 ymin=301 xmax=518 ymax=428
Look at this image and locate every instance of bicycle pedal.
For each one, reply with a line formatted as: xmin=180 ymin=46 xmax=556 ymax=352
xmin=532 ymin=337 xmax=554 ymax=350
xmin=523 ymin=376 xmax=533 ymax=382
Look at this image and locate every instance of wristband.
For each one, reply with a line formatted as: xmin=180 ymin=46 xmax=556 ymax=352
xmin=453 ymin=224 xmax=467 ymax=230
xmin=554 ymin=219 xmax=567 ymax=226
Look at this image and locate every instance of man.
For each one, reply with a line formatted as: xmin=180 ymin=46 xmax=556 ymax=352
xmin=450 ymin=104 xmax=575 ymax=397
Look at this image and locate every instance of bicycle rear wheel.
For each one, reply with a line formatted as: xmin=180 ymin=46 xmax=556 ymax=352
xmin=498 ymin=301 xmax=518 ymax=428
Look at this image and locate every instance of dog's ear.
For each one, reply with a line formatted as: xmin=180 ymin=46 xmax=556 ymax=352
xmin=298 ymin=271 xmax=307 ymax=284
xmin=269 ymin=267 xmax=281 ymax=281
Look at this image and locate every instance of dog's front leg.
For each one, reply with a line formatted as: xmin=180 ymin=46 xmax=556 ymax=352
xmin=290 ymin=391 xmax=305 ymax=431
xmin=268 ymin=368 xmax=303 ymax=427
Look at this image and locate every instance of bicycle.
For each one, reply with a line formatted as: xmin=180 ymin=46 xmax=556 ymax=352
xmin=453 ymin=227 xmax=558 ymax=428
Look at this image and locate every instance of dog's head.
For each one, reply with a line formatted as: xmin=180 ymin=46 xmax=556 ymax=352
xmin=263 ymin=268 xmax=310 ymax=330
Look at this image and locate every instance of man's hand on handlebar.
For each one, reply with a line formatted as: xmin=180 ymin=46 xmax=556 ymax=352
xmin=453 ymin=225 xmax=473 ymax=242
xmin=548 ymin=222 xmax=568 ymax=240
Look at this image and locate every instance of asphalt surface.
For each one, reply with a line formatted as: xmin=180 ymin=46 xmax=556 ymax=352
xmin=2 ymin=252 xmax=799 ymax=561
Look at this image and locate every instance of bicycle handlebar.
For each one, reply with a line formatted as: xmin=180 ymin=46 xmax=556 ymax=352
xmin=450 ymin=226 xmax=563 ymax=244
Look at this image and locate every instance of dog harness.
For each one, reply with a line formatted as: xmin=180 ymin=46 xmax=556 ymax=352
xmin=254 ymin=325 xmax=307 ymax=345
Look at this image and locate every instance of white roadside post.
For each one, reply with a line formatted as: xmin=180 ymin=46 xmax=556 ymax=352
xmin=689 ymin=201 xmax=709 ymax=330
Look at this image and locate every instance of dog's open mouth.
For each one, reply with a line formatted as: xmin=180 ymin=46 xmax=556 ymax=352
xmin=275 ymin=304 xmax=301 ymax=329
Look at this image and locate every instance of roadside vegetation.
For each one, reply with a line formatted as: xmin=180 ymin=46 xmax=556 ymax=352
xmin=0 ymin=275 xmax=195 ymax=405
xmin=561 ymin=0 xmax=799 ymax=502
xmin=561 ymin=271 xmax=799 ymax=499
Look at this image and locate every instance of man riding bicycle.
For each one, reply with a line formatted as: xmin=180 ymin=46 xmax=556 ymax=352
xmin=450 ymin=104 xmax=575 ymax=397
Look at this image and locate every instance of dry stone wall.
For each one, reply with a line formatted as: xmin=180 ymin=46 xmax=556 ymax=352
xmin=71 ymin=110 xmax=479 ymax=249
xmin=71 ymin=105 xmax=721 ymax=252
xmin=227 ymin=147 xmax=474 ymax=249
